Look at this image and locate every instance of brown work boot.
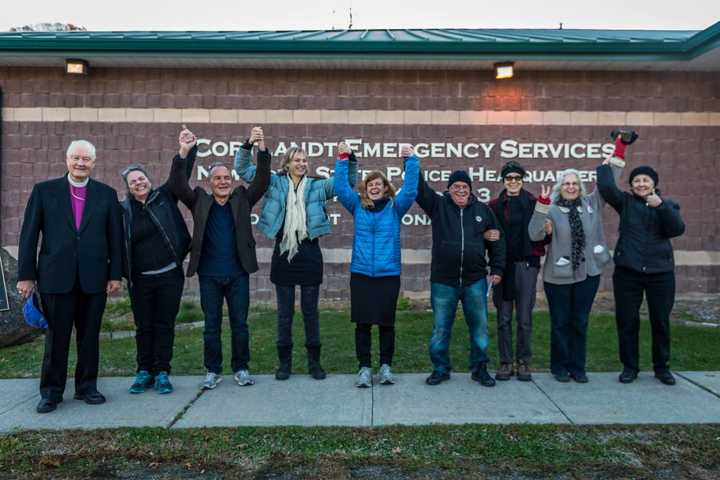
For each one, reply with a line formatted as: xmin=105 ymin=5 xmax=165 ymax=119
xmin=516 ymin=362 xmax=532 ymax=382
xmin=495 ymin=363 xmax=512 ymax=381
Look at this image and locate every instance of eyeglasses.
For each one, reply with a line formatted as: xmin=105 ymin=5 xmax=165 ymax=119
xmin=504 ymin=175 xmax=523 ymax=182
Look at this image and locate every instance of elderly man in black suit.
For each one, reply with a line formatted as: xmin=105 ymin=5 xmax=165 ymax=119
xmin=17 ymin=140 xmax=123 ymax=413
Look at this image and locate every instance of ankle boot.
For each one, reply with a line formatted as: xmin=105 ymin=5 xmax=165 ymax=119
xmin=306 ymin=345 xmax=326 ymax=380
xmin=275 ymin=344 xmax=293 ymax=380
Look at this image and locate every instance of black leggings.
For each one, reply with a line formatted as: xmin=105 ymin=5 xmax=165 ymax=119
xmin=355 ymin=324 xmax=395 ymax=368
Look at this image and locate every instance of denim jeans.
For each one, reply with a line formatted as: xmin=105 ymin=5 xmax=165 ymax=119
xmin=275 ymin=284 xmax=321 ymax=348
xmin=429 ymin=279 xmax=490 ymax=374
xmin=199 ymin=273 xmax=250 ymax=374
xmin=544 ymin=275 xmax=600 ymax=377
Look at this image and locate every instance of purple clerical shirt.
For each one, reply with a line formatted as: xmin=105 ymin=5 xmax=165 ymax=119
xmin=69 ymin=184 xmax=87 ymax=230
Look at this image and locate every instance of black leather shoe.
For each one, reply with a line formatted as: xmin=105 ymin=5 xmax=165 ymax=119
xmin=619 ymin=369 xmax=638 ymax=384
xmin=553 ymin=372 xmax=570 ymax=383
xmin=36 ymin=398 xmax=58 ymax=414
xmin=425 ymin=370 xmax=450 ymax=386
xmin=74 ymin=391 xmax=106 ymax=404
xmin=655 ymin=371 xmax=676 ymax=386
xmin=471 ymin=365 xmax=496 ymax=387
xmin=571 ymin=372 xmax=589 ymax=383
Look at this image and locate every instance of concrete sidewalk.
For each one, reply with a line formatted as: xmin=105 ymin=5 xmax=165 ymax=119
xmin=1 ymin=372 xmax=719 ymax=432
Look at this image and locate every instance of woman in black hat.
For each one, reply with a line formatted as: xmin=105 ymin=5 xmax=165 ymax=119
xmin=488 ymin=161 xmax=547 ymax=381
xmin=596 ymin=138 xmax=685 ymax=386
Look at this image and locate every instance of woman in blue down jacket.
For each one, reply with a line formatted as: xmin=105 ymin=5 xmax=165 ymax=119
xmin=335 ymin=143 xmax=419 ymax=388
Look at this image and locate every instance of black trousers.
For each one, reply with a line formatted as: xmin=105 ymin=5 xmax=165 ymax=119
xmin=613 ymin=266 xmax=675 ymax=374
xmin=275 ymin=284 xmax=321 ymax=348
xmin=355 ymin=324 xmax=395 ymax=368
xmin=130 ymin=268 xmax=185 ymax=375
xmin=40 ymin=281 xmax=107 ymax=401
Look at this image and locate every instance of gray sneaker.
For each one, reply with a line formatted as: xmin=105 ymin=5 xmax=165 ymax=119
xmin=378 ymin=364 xmax=395 ymax=385
xmin=234 ymin=369 xmax=255 ymax=386
xmin=355 ymin=367 xmax=372 ymax=388
xmin=201 ymin=372 xmax=223 ymax=390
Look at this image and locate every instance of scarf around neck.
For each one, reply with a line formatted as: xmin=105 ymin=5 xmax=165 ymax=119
xmin=280 ymin=175 xmax=309 ymax=262
xmin=555 ymin=197 xmax=585 ymax=271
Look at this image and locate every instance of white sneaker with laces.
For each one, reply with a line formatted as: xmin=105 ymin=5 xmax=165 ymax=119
xmin=379 ymin=364 xmax=395 ymax=385
xmin=355 ymin=367 xmax=372 ymax=388
xmin=234 ymin=369 xmax=255 ymax=386
xmin=201 ymin=372 xmax=223 ymax=390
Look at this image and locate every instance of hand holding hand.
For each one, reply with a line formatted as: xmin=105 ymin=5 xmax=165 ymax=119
xmin=645 ymin=192 xmax=662 ymax=208
xmin=544 ymin=220 xmax=553 ymax=236
xmin=483 ymin=229 xmax=500 ymax=242
xmin=400 ymin=145 xmax=414 ymax=158
xmin=178 ymin=125 xmax=197 ymax=159
xmin=16 ymin=280 xmax=35 ymax=299
xmin=489 ymin=275 xmax=502 ymax=285
xmin=106 ymin=280 xmax=122 ymax=296
xmin=250 ymin=126 xmax=265 ymax=147
xmin=540 ymin=184 xmax=551 ymax=200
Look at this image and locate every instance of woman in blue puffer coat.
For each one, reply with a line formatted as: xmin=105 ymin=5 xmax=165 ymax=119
xmin=235 ymin=141 xmax=357 ymax=381
xmin=335 ymin=143 xmax=419 ymax=388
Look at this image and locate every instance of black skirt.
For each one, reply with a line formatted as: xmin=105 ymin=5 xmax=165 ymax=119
xmin=350 ymin=273 xmax=401 ymax=326
xmin=270 ymin=237 xmax=323 ymax=286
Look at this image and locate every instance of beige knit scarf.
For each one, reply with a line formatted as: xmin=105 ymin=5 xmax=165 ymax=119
xmin=280 ymin=175 xmax=308 ymax=262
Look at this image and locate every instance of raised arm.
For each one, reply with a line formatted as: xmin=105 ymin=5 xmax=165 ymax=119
xmin=394 ymin=146 xmax=420 ymax=216
xmin=415 ymin=162 xmax=438 ymax=215
xmin=333 ymin=143 xmax=361 ymax=214
xmin=323 ymin=150 xmax=358 ymax=199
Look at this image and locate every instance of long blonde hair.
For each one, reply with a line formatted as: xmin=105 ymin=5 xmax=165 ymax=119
xmin=280 ymin=147 xmax=307 ymax=173
xmin=359 ymin=171 xmax=396 ymax=209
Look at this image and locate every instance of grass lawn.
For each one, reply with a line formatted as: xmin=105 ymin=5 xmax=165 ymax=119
xmin=1 ymin=425 xmax=719 ymax=478
xmin=1 ymin=304 xmax=719 ymax=378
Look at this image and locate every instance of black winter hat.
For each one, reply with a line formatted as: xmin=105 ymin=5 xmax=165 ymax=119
xmin=629 ymin=166 xmax=659 ymax=187
xmin=501 ymin=161 xmax=526 ymax=179
xmin=447 ymin=170 xmax=472 ymax=189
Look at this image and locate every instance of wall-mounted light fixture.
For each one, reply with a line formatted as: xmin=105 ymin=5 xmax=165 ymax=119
xmin=494 ymin=62 xmax=514 ymax=80
xmin=65 ymin=59 xmax=89 ymax=75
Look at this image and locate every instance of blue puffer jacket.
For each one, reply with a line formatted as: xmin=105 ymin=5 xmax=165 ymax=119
xmin=234 ymin=147 xmax=358 ymax=239
xmin=335 ymin=155 xmax=419 ymax=277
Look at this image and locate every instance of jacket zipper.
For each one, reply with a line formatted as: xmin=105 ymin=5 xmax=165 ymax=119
xmin=459 ymin=208 xmax=465 ymax=287
xmin=145 ymin=194 xmax=180 ymax=263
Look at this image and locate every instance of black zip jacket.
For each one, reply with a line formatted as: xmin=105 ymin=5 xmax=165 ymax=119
xmin=597 ymin=164 xmax=685 ymax=274
xmin=120 ymin=147 xmax=195 ymax=287
xmin=416 ymin=173 xmax=506 ymax=287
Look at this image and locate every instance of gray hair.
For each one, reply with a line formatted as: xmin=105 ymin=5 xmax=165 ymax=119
xmin=66 ymin=140 xmax=96 ymax=160
xmin=120 ymin=164 xmax=151 ymax=188
xmin=551 ymin=168 xmax=587 ymax=203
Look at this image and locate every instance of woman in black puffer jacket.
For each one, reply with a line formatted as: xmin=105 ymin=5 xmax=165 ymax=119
xmin=596 ymin=139 xmax=685 ymax=387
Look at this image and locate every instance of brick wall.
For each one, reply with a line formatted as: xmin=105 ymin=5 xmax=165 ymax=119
xmin=1 ymin=67 xmax=719 ymax=299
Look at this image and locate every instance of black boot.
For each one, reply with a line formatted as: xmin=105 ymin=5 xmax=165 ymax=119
xmin=275 ymin=344 xmax=293 ymax=381
xmin=307 ymin=345 xmax=326 ymax=380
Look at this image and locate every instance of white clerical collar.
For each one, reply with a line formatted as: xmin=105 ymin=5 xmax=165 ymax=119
xmin=67 ymin=175 xmax=89 ymax=188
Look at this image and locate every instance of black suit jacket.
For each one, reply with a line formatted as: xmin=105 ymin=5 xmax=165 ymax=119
xmin=18 ymin=176 xmax=123 ymax=294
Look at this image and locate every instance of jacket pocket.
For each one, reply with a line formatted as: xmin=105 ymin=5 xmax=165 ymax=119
xmin=551 ymin=255 xmax=573 ymax=279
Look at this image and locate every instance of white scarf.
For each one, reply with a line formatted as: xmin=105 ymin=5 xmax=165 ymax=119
xmin=280 ymin=176 xmax=308 ymax=262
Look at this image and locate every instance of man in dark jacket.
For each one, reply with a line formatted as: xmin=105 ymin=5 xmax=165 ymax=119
xmin=416 ymin=169 xmax=506 ymax=386
xmin=597 ymin=157 xmax=685 ymax=386
xmin=168 ymin=127 xmax=270 ymax=390
xmin=17 ymin=140 xmax=123 ymax=413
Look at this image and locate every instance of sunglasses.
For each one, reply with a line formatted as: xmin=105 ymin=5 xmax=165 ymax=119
xmin=504 ymin=175 xmax=523 ymax=182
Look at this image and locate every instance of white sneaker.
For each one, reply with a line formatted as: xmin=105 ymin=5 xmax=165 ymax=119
xmin=379 ymin=364 xmax=395 ymax=385
xmin=201 ymin=372 xmax=223 ymax=390
xmin=234 ymin=369 xmax=255 ymax=386
xmin=355 ymin=367 xmax=372 ymax=388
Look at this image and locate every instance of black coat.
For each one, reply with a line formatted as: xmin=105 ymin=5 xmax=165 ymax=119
xmin=168 ymin=145 xmax=271 ymax=277
xmin=596 ymin=164 xmax=685 ymax=274
xmin=18 ymin=176 xmax=123 ymax=294
xmin=416 ymin=174 xmax=506 ymax=287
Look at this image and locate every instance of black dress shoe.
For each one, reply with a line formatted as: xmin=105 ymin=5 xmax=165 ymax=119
xmin=619 ymin=369 xmax=638 ymax=384
xmin=553 ymin=372 xmax=570 ymax=383
xmin=74 ymin=391 xmax=107 ymax=404
xmin=571 ymin=372 xmax=589 ymax=383
xmin=471 ymin=365 xmax=496 ymax=387
xmin=36 ymin=398 xmax=58 ymax=414
xmin=425 ymin=370 xmax=450 ymax=386
xmin=655 ymin=371 xmax=676 ymax=386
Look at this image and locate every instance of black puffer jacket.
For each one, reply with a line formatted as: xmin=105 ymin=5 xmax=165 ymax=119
xmin=596 ymin=164 xmax=685 ymax=274
xmin=416 ymin=175 xmax=506 ymax=287
xmin=120 ymin=148 xmax=195 ymax=287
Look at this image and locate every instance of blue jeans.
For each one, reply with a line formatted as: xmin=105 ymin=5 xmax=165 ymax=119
xmin=199 ymin=273 xmax=250 ymax=374
xmin=429 ymin=279 xmax=490 ymax=374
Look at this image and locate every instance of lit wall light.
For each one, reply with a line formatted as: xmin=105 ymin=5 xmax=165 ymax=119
xmin=65 ymin=59 xmax=89 ymax=75
xmin=494 ymin=62 xmax=514 ymax=80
